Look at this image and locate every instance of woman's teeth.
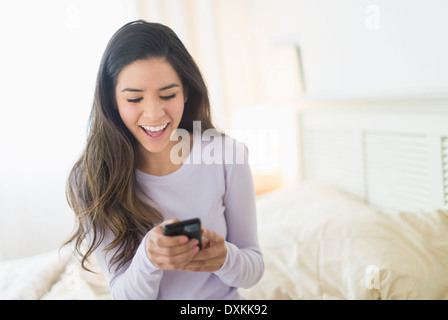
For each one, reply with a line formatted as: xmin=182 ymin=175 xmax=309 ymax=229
xmin=140 ymin=123 xmax=168 ymax=132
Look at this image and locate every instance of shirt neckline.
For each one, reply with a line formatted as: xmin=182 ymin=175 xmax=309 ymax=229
xmin=136 ymin=131 xmax=199 ymax=184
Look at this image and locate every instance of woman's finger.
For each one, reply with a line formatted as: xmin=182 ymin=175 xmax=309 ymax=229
xmin=202 ymin=228 xmax=224 ymax=245
xmin=156 ymin=243 xmax=200 ymax=269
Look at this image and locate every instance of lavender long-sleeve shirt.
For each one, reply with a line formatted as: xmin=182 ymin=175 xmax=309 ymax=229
xmin=91 ymin=133 xmax=264 ymax=300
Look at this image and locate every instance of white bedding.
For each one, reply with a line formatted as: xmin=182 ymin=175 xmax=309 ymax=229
xmin=1 ymin=181 xmax=448 ymax=300
xmin=0 ymin=245 xmax=110 ymax=300
xmin=240 ymin=182 xmax=448 ymax=300
xmin=0 ymin=247 xmax=72 ymax=300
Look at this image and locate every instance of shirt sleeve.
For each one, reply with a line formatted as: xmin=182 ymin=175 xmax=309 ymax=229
xmin=214 ymin=141 xmax=265 ymax=288
xmin=89 ymin=230 xmax=163 ymax=300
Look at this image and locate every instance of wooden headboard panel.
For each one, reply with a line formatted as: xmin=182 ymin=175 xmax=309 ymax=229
xmin=298 ymin=96 xmax=448 ymax=212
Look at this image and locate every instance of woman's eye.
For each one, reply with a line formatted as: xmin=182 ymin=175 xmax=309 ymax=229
xmin=127 ymin=98 xmax=143 ymax=103
xmin=160 ymin=94 xmax=176 ymax=101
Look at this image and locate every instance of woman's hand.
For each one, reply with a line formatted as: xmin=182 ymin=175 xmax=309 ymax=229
xmin=180 ymin=228 xmax=227 ymax=272
xmin=145 ymin=218 xmax=200 ymax=270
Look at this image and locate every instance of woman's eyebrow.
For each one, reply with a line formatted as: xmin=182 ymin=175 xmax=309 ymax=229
xmin=159 ymin=84 xmax=179 ymax=91
xmin=121 ymin=88 xmax=143 ymax=92
xmin=121 ymin=84 xmax=179 ymax=92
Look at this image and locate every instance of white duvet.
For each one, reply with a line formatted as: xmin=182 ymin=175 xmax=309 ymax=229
xmin=240 ymin=182 xmax=448 ymax=300
xmin=1 ymin=182 xmax=448 ymax=300
xmin=0 ymin=245 xmax=110 ymax=300
xmin=0 ymin=247 xmax=71 ymax=299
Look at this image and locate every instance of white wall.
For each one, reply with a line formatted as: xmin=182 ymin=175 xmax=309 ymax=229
xmin=210 ymin=0 xmax=448 ymax=193
xmin=256 ymin=0 xmax=448 ymax=97
xmin=0 ymin=0 xmax=138 ymax=260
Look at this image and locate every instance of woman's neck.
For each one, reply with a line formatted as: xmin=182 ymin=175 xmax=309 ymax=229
xmin=137 ymin=133 xmax=193 ymax=176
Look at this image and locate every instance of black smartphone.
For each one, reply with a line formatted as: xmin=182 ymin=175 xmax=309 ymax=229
xmin=162 ymin=218 xmax=202 ymax=249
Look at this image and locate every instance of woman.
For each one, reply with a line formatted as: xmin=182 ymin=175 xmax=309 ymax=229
xmin=65 ymin=20 xmax=263 ymax=300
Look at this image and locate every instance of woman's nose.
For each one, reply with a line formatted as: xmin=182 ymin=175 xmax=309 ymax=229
xmin=142 ymin=100 xmax=165 ymax=120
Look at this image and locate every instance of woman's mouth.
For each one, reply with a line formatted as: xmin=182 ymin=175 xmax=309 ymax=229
xmin=140 ymin=122 xmax=169 ymax=139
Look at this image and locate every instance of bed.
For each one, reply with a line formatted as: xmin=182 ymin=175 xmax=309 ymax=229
xmin=1 ymin=95 xmax=448 ymax=300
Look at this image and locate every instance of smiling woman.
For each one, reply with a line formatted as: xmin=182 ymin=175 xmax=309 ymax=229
xmin=64 ymin=20 xmax=264 ymax=300
xmin=115 ymin=58 xmax=187 ymax=168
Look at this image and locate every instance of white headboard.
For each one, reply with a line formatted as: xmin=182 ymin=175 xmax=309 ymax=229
xmin=297 ymin=95 xmax=448 ymax=212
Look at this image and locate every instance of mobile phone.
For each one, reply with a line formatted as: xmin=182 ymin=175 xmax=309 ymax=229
xmin=163 ymin=218 xmax=202 ymax=249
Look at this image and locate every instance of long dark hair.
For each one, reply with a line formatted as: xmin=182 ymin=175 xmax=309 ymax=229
xmin=65 ymin=20 xmax=214 ymax=272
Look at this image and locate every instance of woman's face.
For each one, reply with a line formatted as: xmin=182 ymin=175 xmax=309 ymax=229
xmin=115 ymin=58 xmax=187 ymax=161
